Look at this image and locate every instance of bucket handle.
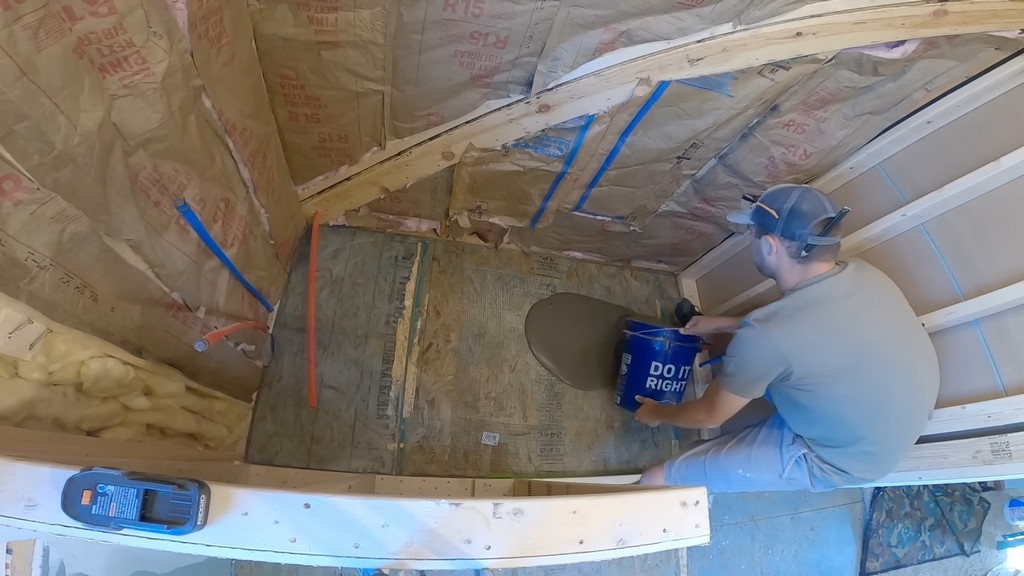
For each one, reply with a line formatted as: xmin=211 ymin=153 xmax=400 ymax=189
xmin=624 ymin=327 xmax=704 ymax=347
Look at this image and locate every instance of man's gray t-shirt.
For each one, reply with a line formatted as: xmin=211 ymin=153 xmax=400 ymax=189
xmin=718 ymin=259 xmax=940 ymax=485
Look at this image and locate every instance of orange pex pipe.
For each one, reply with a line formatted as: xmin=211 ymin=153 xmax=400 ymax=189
xmin=307 ymin=212 xmax=321 ymax=410
xmin=195 ymin=321 xmax=269 ymax=352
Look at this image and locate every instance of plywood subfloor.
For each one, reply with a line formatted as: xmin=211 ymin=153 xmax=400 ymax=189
xmin=247 ymin=227 xmax=682 ymax=477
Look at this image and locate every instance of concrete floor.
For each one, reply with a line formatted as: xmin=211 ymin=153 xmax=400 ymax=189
xmin=688 ymin=488 xmax=1018 ymax=576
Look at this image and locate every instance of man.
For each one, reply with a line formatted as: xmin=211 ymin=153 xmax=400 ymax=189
xmin=636 ymin=184 xmax=940 ymax=492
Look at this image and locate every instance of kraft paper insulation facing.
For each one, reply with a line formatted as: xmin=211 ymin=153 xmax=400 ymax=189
xmin=388 ymin=0 xmax=560 ymax=138
xmin=0 ymin=0 xmax=303 ymax=398
xmin=337 ymin=168 xmax=455 ymax=235
xmin=248 ymin=0 xmax=387 ymax=183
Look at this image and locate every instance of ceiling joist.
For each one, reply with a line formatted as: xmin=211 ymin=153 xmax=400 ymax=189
xmin=302 ymin=0 xmax=1024 ymax=221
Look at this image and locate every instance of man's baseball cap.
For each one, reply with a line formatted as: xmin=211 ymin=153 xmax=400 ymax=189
xmin=727 ymin=184 xmax=847 ymax=250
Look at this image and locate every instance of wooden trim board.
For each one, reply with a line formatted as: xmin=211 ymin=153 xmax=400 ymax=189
xmin=709 ymin=281 xmax=779 ymax=317
xmin=841 ymin=146 xmax=1024 ymax=254
xmin=874 ymin=431 xmax=1024 ymax=485
xmin=678 ymin=233 xmax=752 ymax=282
xmin=302 ymin=0 xmax=1024 ymax=220
xmin=677 ymin=278 xmax=722 ymax=441
xmin=919 ymin=280 xmax=1024 ymax=333
xmin=924 ymin=395 xmax=1024 ymax=437
xmin=710 ymin=144 xmax=1024 ymax=314
xmin=0 ymin=456 xmax=709 ymax=570
xmin=679 ymin=52 xmax=1024 ymax=281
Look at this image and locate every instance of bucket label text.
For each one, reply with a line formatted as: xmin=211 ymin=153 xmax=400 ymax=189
xmin=645 ymin=361 xmax=691 ymax=393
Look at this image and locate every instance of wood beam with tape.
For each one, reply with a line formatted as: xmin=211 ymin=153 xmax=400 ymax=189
xmin=302 ymin=0 xmax=1024 ymax=221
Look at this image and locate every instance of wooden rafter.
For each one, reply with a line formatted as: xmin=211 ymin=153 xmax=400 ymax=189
xmin=301 ymin=0 xmax=1024 ymax=221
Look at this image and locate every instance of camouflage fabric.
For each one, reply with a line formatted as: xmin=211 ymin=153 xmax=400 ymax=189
xmin=860 ymin=483 xmax=995 ymax=575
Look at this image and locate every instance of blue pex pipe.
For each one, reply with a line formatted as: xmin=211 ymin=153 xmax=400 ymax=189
xmin=176 ymin=199 xmax=275 ymax=313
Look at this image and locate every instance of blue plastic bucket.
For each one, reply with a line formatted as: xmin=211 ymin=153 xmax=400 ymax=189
xmin=615 ymin=318 xmax=702 ymax=412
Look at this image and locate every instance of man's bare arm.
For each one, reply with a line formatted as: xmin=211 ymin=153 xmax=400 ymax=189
xmin=681 ymin=316 xmax=743 ymax=336
xmin=635 ymin=381 xmax=751 ymax=429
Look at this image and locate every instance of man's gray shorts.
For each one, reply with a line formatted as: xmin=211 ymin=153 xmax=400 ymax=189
xmin=663 ymin=412 xmax=839 ymax=493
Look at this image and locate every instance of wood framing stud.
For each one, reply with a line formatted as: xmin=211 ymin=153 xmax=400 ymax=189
xmin=301 ymin=0 xmax=1024 ymax=220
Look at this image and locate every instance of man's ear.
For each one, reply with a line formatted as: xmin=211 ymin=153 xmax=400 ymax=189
xmin=764 ymin=234 xmax=783 ymax=257
xmin=755 ymin=233 xmax=776 ymax=258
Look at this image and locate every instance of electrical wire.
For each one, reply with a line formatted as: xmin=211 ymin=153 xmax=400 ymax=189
xmin=307 ymin=212 xmax=321 ymax=410
xmin=176 ymin=198 xmax=274 ymax=313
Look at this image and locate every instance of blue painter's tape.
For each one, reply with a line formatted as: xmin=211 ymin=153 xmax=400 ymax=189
xmin=510 ymin=134 xmax=573 ymax=159
xmin=573 ymin=81 xmax=670 ymax=213
xmin=674 ymin=73 xmax=737 ymax=98
xmin=551 ymin=115 xmax=592 ymax=130
xmin=528 ymin=114 xmax=596 ymax=229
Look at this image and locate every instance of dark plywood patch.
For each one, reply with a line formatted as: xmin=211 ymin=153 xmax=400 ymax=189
xmin=247 ymin=227 xmax=421 ymax=473
xmin=399 ymin=242 xmax=681 ymax=477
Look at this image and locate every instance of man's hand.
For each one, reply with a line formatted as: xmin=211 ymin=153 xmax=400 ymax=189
xmin=680 ymin=315 xmax=743 ymax=337
xmin=634 ymin=383 xmax=752 ymax=429
xmin=635 ymin=396 xmax=669 ymax=426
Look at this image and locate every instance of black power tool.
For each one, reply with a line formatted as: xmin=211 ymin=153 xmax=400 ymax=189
xmin=674 ymin=298 xmax=702 ymax=328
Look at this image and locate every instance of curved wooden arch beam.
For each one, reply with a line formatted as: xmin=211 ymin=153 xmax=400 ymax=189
xmin=302 ymin=0 xmax=1024 ymax=220
xmin=0 ymin=456 xmax=708 ymax=570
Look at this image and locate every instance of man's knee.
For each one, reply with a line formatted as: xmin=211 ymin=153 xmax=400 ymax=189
xmin=639 ymin=462 xmax=667 ymax=485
